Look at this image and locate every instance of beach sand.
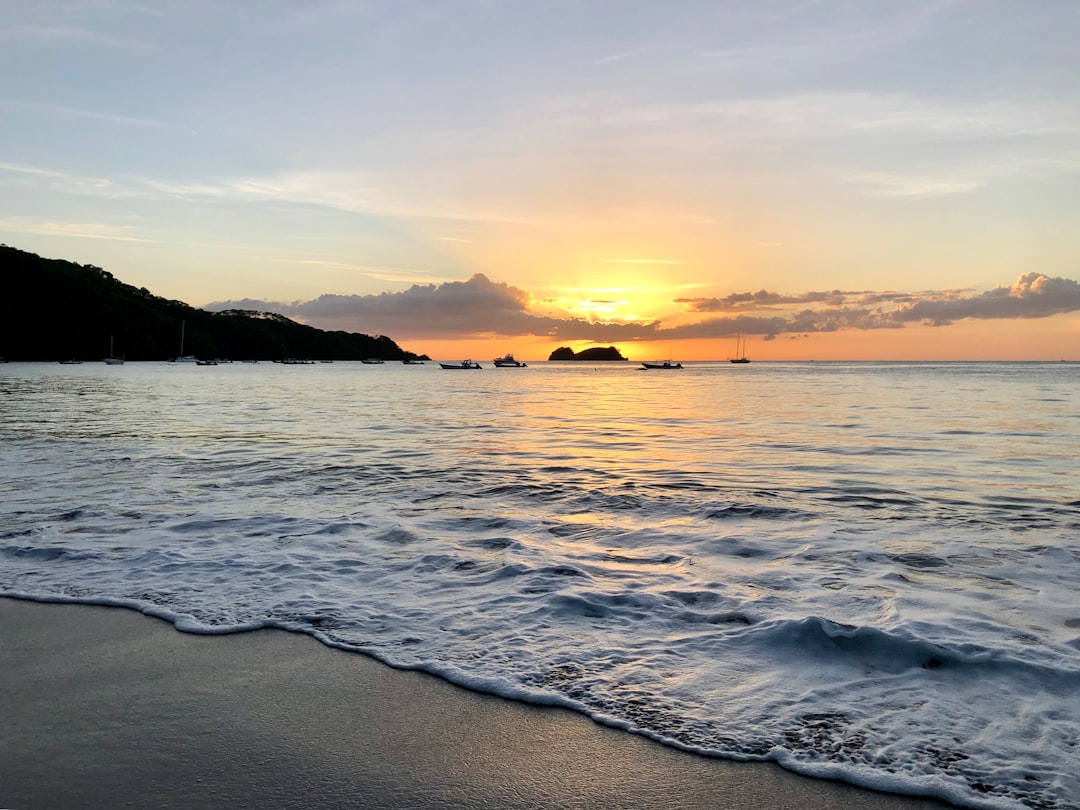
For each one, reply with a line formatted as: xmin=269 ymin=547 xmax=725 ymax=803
xmin=1 ymin=597 xmax=952 ymax=809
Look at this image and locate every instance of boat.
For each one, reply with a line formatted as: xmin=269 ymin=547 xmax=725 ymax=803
xmin=641 ymin=359 xmax=682 ymax=369
xmin=169 ymin=321 xmax=198 ymax=363
xmin=403 ymin=359 xmax=425 ymax=365
xmin=58 ymin=359 xmax=83 ymax=365
xmin=729 ymin=334 xmax=751 ymax=364
xmin=439 ymin=360 xmax=482 ymax=369
xmin=196 ymin=359 xmax=218 ymax=366
xmin=493 ymin=353 xmax=527 ymax=367
xmin=361 ymin=358 xmax=384 ymax=364
xmin=103 ymin=335 xmax=124 ymax=365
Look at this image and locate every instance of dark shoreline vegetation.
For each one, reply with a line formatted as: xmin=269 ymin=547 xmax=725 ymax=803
xmin=1 ymin=245 xmax=429 ymax=362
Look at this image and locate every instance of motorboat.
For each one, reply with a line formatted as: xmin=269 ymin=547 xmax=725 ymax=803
xmin=439 ymin=360 xmax=482 ymax=369
xmin=641 ymin=360 xmax=683 ymax=369
xmin=493 ymin=353 xmax=527 ymax=367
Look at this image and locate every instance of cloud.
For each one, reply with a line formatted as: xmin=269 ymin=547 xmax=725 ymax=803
xmin=677 ymin=289 xmax=859 ymax=311
xmin=209 ymin=274 xmax=556 ymax=338
xmin=889 ymin=273 xmax=1080 ymax=326
xmin=0 ymin=216 xmax=153 ymax=243
xmin=670 ymin=274 xmax=1080 ymax=336
xmin=205 ymin=272 xmax=1080 ymax=343
xmin=1 ymin=100 xmax=182 ymax=130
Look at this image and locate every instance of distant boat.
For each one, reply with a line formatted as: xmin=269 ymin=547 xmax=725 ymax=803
xmin=170 ymin=321 xmax=198 ymax=363
xmin=196 ymin=359 xmax=218 ymax=366
xmin=493 ymin=353 xmax=527 ymax=367
xmin=730 ymin=334 xmax=750 ymax=364
xmin=403 ymin=359 xmax=425 ymax=365
xmin=103 ymin=335 xmax=124 ymax=365
xmin=641 ymin=359 xmax=682 ymax=369
xmin=281 ymin=358 xmax=316 ymax=365
xmin=439 ymin=360 xmax=482 ymax=369
xmin=361 ymin=358 xmax=384 ymax=364
xmin=58 ymin=359 xmax=83 ymax=365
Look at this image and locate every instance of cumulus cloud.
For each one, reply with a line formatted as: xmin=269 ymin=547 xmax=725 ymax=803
xmin=208 ymin=273 xmax=649 ymax=340
xmin=206 ymin=272 xmax=1080 ymax=343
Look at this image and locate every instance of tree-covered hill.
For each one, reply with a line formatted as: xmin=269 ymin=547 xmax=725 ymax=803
xmin=0 ymin=245 xmax=427 ymax=362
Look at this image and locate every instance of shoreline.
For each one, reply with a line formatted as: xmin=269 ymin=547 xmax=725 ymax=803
xmin=2 ymin=597 xmax=953 ymax=809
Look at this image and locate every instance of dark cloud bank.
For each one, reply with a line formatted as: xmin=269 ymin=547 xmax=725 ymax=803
xmin=205 ymin=271 xmax=1080 ymax=343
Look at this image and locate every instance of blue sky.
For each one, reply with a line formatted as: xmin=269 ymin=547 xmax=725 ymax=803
xmin=2 ymin=1 xmax=1079 ymax=359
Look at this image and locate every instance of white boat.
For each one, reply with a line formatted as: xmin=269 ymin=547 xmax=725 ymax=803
xmin=361 ymin=358 xmax=384 ymax=364
xmin=58 ymin=359 xmax=83 ymax=365
xmin=439 ymin=359 xmax=481 ymax=369
xmin=641 ymin=359 xmax=682 ymax=369
xmin=493 ymin=353 xmax=527 ymax=367
xmin=730 ymin=333 xmax=750 ymax=364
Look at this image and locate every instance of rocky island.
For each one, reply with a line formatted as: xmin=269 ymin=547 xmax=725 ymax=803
xmin=548 ymin=346 xmax=627 ymax=361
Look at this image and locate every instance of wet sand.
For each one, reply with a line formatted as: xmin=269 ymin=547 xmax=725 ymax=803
xmin=1 ymin=597 xmax=953 ymax=809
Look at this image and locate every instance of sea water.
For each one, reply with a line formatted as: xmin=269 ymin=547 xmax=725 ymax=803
xmin=1 ymin=360 xmax=1078 ymax=809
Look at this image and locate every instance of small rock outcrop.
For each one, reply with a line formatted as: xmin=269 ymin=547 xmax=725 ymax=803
xmin=547 ymin=346 xmax=627 ymax=361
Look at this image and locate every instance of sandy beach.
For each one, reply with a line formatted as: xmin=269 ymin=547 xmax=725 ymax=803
xmin=1 ymin=597 xmax=953 ymax=809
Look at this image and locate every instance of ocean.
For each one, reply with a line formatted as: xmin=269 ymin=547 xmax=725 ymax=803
xmin=2 ymin=359 xmax=1077 ymax=809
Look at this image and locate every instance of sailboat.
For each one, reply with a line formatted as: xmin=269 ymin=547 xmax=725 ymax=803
xmin=103 ymin=335 xmax=125 ymax=365
xmin=729 ymin=334 xmax=750 ymax=364
xmin=170 ymin=321 xmax=197 ymax=363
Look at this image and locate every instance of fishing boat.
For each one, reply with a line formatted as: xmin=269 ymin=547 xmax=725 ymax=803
xmin=730 ymin=334 xmax=750 ymax=364
xmin=641 ymin=359 xmax=682 ymax=369
xmin=492 ymin=353 xmax=527 ymax=367
xmin=403 ymin=359 xmax=425 ymax=365
xmin=361 ymin=358 xmax=385 ymax=364
xmin=439 ymin=360 xmax=481 ymax=369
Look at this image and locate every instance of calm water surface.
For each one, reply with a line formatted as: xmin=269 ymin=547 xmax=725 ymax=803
xmin=2 ymin=360 xmax=1078 ymax=809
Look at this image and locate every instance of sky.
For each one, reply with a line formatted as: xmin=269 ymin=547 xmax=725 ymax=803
xmin=2 ymin=0 xmax=1079 ymax=361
